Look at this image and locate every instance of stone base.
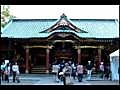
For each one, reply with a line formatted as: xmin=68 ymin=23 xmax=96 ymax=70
xmin=46 ymin=70 xmax=49 ymax=73
xmin=25 ymin=70 xmax=29 ymax=74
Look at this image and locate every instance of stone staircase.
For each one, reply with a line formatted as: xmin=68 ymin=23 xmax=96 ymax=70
xmin=31 ymin=66 xmax=48 ymax=74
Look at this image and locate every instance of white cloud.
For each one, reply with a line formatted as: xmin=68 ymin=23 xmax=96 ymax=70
xmin=8 ymin=5 xmax=119 ymax=19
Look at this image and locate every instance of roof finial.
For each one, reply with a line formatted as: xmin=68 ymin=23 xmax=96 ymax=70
xmin=60 ymin=13 xmax=67 ymax=19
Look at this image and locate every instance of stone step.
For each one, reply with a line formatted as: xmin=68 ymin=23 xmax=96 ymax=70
xmin=31 ymin=70 xmax=49 ymax=73
xmin=31 ymin=69 xmax=46 ymax=71
xmin=31 ymin=72 xmax=47 ymax=74
xmin=31 ymin=66 xmax=48 ymax=74
xmin=32 ymin=68 xmax=47 ymax=70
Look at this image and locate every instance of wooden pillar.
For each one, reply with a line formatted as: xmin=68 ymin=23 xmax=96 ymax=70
xmin=77 ymin=48 xmax=81 ymax=64
xmin=14 ymin=49 xmax=16 ymax=55
xmin=8 ymin=40 xmax=11 ymax=58
xmin=46 ymin=48 xmax=49 ymax=73
xmin=14 ymin=42 xmax=17 ymax=57
xmin=25 ymin=48 xmax=29 ymax=73
xmin=98 ymin=48 xmax=101 ymax=65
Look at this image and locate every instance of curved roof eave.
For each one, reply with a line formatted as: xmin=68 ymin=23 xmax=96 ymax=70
xmin=1 ymin=19 xmax=13 ymax=34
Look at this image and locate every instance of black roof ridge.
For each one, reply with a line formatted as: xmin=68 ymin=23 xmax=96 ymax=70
xmin=12 ymin=19 xmax=57 ymax=21
xmin=70 ymin=19 xmax=117 ymax=21
xmin=12 ymin=18 xmax=117 ymax=21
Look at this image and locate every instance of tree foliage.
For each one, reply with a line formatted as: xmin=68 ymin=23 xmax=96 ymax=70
xmin=1 ymin=5 xmax=15 ymax=28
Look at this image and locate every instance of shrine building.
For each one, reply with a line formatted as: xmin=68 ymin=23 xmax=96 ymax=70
xmin=0 ymin=14 xmax=119 ymax=73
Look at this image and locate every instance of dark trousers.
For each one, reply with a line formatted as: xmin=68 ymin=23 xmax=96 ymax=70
xmin=13 ymin=71 xmax=20 ymax=83
xmin=63 ymin=74 xmax=71 ymax=85
xmin=1 ymin=71 xmax=5 ymax=81
xmin=63 ymin=75 xmax=66 ymax=85
xmin=5 ymin=74 xmax=9 ymax=83
xmin=78 ymin=73 xmax=83 ymax=82
xmin=105 ymin=73 xmax=110 ymax=79
xmin=100 ymin=71 xmax=104 ymax=78
xmin=13 ymin=71 xmax=16 ymax=82
xmin=72 ymin=72 xmax=76 ymax=80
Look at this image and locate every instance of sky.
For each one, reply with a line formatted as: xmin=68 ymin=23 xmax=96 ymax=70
xmin=2 ymin=5 xmax=120 ymax=19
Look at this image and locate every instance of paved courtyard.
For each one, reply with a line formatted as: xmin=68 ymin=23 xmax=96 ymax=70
xmin=1 ymin=74 xmax=119 ymax=85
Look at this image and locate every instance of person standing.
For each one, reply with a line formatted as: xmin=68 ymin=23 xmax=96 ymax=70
xmin=4 ymin=63 xmax=11 ymax=83
xmin=58 ymin=60 xmax=64 ymax=80
xmin=77 ymin=64 xmax=84 ymax=82
xmin=71 ymin=62 xmax=76 ymax=80
xmin=104 ymin=64 xmax=111 ymax=80
xmin=118 ymin=66 xmax=120 ymax=75
xmin=12 ymin=62 xmax=20 ymax=83
xmin=86 ymin=61 xmax=93 ymax=80
xmin=1 ymin=62 xmax=5 ymax=81
xmin=52 ymin=61 xmax=60 ymax=82
xmin=99 ymin=62 xmax=104 ymax=79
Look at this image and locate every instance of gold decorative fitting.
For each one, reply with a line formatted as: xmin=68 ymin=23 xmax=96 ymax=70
xmin=23 ymin=45 xmax=53 ymax=49
xmin=73 ymin=46 xmax=104 ymax=49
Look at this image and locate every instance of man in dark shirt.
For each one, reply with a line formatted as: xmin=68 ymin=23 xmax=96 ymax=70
xmin=86 ymin=61 xmax=93 ymax=80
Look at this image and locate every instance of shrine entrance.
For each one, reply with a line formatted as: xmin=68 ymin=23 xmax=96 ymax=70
xmin=50 ymin=40 xmax=77 ymax=64
xmin=30 ymin=48 xmax=46 ymax=67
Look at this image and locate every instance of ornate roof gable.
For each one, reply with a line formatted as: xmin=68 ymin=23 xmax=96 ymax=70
xmin=40 ymin=13 xmax=87 ymax=33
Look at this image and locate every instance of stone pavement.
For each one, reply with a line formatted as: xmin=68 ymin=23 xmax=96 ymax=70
xmin=1 ymin=74 xmax=119 ymax=85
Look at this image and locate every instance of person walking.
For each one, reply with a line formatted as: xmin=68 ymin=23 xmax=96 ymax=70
xmin=86 ymin=61 xmax=93 ymax=80
xmin=12 ymin=62 xmax=20 ymax=83
xmin=77 ymin=64 xmax=84 ymax=82
xmin=63 ymin=63 xmax=72 ymax=85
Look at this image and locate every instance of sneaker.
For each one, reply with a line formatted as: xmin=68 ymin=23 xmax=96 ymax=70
xmin=17 ymin=80 xmax=20 ymax=83
xmin=79 ymin=80 xmax=82 ymax=82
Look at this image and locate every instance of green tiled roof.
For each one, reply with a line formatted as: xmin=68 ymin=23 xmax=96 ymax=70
xmin=1 ymin=18 xmax=119 ymax=39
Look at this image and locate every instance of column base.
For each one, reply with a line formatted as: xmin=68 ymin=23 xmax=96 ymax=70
xmin=25 ymin=70 xmax=29 ymax=74
xmin=46 ymin=70 xmax=49 ymax=73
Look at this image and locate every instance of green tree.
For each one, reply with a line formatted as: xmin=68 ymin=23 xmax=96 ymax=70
xmin=1 ymin=5 xmax=15 ymax=28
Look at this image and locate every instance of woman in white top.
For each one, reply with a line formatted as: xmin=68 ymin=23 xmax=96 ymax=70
xmin=99 ymin=62 xmax=104 ymax=79
xmin=12 ymin=62 xmax=20 ymax=83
